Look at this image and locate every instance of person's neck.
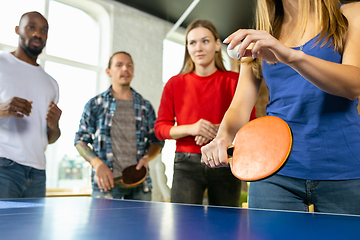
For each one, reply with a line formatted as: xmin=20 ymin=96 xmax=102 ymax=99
xmin=12 ymin=48 xmax=39 ymax=66
xmin=281 ymin=0 xmax=316 ymax=45
xmin=282 ymin=0 xmax=299 ymax=24
xmin=193 ymin=64 xmax=217 ymax=77
xmin=111 ymin=84 xmax=132 ymax=100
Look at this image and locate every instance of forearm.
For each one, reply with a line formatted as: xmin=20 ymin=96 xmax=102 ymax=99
xmin=75 ymin=141 xmax=103 ymax=169
xmin=216 ymin=62 xmax=261 ymax=144
xmin=288 ymin=51 xmax=360 ymax=100
xmin=169 ymin=125 xmax=194 ymax=139
xmin=47 ymin=126 xmax=61 ymax=144
xmin=143 ymin=144 xmax=162 ymax=162
xmin=216 ymin=107 xmax=249 ymax=145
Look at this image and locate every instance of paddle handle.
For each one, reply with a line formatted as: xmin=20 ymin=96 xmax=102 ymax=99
xmin=200 ymin=145 xmax=234 ymax=165
xmin=113 ymin=175 xmax=123 ymax=183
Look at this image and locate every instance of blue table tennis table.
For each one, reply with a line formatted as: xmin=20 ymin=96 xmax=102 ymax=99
xmin=0 ymin=197 xmax=359 ymax=240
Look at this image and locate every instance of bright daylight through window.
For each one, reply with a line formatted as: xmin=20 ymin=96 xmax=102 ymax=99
xmin=0 ymin=0 xmax=100 ymax=192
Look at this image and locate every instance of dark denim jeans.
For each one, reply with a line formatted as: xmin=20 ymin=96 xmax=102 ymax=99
xmin=171 ymin=152 xmax=241 ymax=207
xmin=249 ymin=174 xmax=360 ymax=215
xmin=0 ymin=157 xmax=46 ymax=199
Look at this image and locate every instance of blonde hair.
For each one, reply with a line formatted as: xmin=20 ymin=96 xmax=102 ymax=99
xmin=180 ymin=19 xmax=226 ymax=74
xmin=249 ymin=0 xmax=348 ymax=79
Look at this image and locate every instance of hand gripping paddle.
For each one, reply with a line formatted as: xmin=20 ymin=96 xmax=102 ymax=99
xmin=204 ymin=116 xmax=293 ymax=182
xmin=113 ymin=164 xmax=148 ymax=187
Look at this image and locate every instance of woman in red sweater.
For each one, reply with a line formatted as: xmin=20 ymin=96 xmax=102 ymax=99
xmin=155 ymin=19 xmax=256 ymax=206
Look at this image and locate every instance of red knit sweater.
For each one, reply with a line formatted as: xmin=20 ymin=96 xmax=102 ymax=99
xmin=155 ymin=70 xmax=256 ymax=154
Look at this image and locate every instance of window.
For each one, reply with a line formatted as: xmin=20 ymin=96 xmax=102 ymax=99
xmin=0 ymin=0 xmax=45 ymax=48
xmin=161 ymin=40 xmax=185 ymax=188
xmin=0 ymin=0 xmax=105 ymax=191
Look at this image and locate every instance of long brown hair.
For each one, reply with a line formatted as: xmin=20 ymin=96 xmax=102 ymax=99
xmin=249 ymin=0 xmax=348 ymax=79
xmin=180 ymin=19 xmax=226 ymax=74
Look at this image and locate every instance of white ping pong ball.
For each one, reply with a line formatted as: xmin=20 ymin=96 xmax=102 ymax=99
xmin=227 ymin=43 xmax=241 ymax=59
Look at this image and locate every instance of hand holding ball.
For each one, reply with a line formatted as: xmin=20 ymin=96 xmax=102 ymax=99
xmin=227 ymin=44 xmax=241 ymax=59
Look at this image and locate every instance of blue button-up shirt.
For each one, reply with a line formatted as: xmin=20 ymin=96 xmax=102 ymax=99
xmin=74 ymin=86 xmax=164 ymax=187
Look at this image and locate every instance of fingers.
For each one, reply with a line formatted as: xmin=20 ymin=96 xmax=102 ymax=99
xmin=97 ymin=174 xmax=114 ymax=192
xmin=223 ymin=28 xmax=244 ymax=45
xmin=201 ymin=139 xmax=230 ymax=168
xmin=4 ymin=97 xmax=32 ymax=117
xmin=224 ymin=29 xmax=272 ymax=60
xmin=47 ymin=103 xmax=62 ymax=119
xmin=136 ymin=159 xmax=147 ymax=170
xmin=195 ymin=135 xmax=210 ymax=146
xmin=95 ymin=164 xmax=115 ymax=191
xmin=46 ymin=103 xmax=62 ymax=128
xmin=103 ymin=174 xmax=114 ymax=191
xmin=195 ymin=119 xmax=218 ymax=139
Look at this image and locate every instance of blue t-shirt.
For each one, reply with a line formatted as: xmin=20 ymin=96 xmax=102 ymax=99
xmin=262 ymin=34 xmax=360 ymax=180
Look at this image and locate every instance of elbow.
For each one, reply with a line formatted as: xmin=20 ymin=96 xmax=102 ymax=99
xmin=346 ymin=88 xmax=360 ymax=101
xmin=348 ymin=76 xmax=360 ymax=100
xmin=154 ymin=121 xmax=172 ymax=141
xmin=348 ymin=95 xmax=359 ymax=101
xmin=155 ymin=130 xmax=166 ymax=141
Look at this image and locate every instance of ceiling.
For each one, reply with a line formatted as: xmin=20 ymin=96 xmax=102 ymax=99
xmin=112 ymin=0 xmax=256 ymax=41
xmin=112 ymin=0 xmax=356 ymax=42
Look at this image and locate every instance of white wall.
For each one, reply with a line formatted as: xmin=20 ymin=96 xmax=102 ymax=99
xmin=92 ymin=0 xmax=179 ymax=201
xmin=98 ymin=0 xmax=171 ymax=110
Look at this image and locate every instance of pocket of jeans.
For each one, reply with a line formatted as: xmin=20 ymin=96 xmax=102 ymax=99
xmin=174 ymin=152 xmax=187 ymax=163
xmin=0 ymin=158 xmax=15 ymax=168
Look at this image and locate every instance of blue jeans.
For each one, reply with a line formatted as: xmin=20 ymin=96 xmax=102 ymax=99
xmin=0 ymin=157 xmax=46 ymax=199
xmin=91 ymin=182 xmax=152 ymax=201
xmin=249 ymin=174 xmax=360 ymax=215
xmin=171 ymin=152 xmax=241 ymax=207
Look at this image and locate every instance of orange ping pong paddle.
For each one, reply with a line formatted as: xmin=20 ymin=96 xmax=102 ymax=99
xmin=203 ymin=116 xmax=293 ymax=182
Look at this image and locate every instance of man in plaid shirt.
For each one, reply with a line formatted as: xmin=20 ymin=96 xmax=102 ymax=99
xmin=75 ymin=51 xmax=164 ymax=200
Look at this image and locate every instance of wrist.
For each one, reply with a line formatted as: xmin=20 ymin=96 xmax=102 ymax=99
xmin=214 ymin=135 xmax=234 ymax=147
xmin=141 ymin=155 xmax=150 ymax=163
xmin=91 ymin=157 xmax=104 ymax=169
xmin=286 ymin=49 xmax=305 ymax=66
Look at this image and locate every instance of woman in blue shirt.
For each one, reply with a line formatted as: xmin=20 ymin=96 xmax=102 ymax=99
xmin=201 ymin=0 xmax=360 ymax=215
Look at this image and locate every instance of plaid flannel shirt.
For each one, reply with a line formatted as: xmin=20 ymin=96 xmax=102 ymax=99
xmin=74 ymin=86 xmax=164 ymax=187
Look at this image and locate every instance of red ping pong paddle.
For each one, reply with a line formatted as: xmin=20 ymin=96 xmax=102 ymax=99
xmin=203 ymin=116 xmax=293 ymax=182
xmin=113 ymin=164 xmax=148 ymax=187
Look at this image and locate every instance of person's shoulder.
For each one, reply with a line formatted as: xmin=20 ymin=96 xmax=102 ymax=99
xmin=131 ymin=88 xmax=143 ymax=98
xmin=0 ymin=52 xmax=12 ymax=64
xmin=86 ymin=89 xmax=110 ymax=106
xmin=132 ymin=88 xmax=149 ymax=102
xmin=167 ymin=73 xmax=185 ymax=83
xmin=341 ymin=2 xmax=360 ymax=21
xmin=0 ymin=52 xmax=7 ymax=58
xmin=42 ymin=69 xmax=58 ymax=83
xmin=132 ymin=89 xmax=155 ymax=109
xmin=224 ymin=70 xmax=239 ymax=78
xmin=162 ymin=73 xmax=186 ymax=89
xmin=217 ymin=70 xmax=239 ymax=80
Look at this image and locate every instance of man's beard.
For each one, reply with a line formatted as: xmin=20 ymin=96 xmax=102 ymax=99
xmin=121 ymin=83 xmax=131 ymax=87
xmin=20 ymin=37 xmax=45 ymax=57
xmin=23 ymin=45 xmax=43 ymax=56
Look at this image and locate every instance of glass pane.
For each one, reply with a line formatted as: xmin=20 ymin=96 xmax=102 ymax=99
xmin=46 ymin=0 xmax=100 ymax=65
xmin=0 ymin=0 xmax=45 ymax=47
xmin=161 ymin=40 xmax=185 ymax=188
xmin=44 ymin=61 xmax=97 ymax=189
xmin=162 ymin=39 xmax=185 ymax=83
